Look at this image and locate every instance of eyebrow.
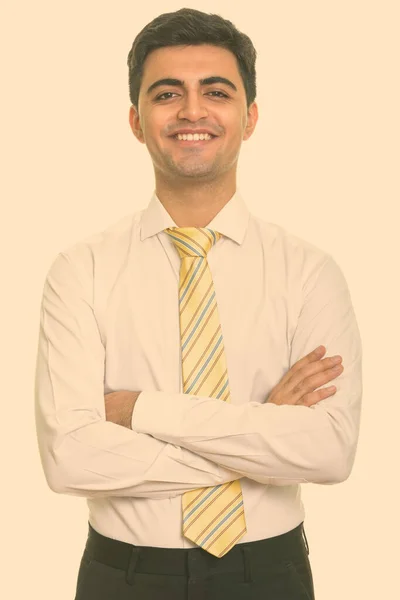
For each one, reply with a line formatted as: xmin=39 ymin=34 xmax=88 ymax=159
xmin=146 ymin=76 xmax=238 ymax=96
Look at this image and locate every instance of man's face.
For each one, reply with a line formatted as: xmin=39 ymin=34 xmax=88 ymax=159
xmin=129 ymin=44 xmax=258 ymax=182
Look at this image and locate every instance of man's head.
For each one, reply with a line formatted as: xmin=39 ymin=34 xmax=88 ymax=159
xmin=127 ymin=8 xmax=258 ymax=186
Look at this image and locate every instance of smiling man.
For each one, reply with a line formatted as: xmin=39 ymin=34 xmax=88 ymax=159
xmin=128 ymin=43 xmax=257 ymax=226
xmin=34 ymin=7 xmax=362 ymax=600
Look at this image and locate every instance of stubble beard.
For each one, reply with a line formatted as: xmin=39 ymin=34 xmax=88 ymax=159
xmin=159 ymin=146 xmax=228 ymax=180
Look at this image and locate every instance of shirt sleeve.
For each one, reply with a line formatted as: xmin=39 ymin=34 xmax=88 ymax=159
xmin=34 ymin=252 xmax=243 ymax=499
xmin=132 ymin=255 xmax=363 ymax=485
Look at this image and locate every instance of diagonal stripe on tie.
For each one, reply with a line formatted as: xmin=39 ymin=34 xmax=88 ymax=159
xmin=165 ymin=226 xmax=247 ymax=558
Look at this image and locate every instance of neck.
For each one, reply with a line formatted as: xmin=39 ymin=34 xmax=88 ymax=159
xmin=155 ymin=178 xmax=236 ymax=228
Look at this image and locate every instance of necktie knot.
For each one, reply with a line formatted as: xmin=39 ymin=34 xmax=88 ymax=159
xmin=164 ymin=227 xmax=222 ymax=259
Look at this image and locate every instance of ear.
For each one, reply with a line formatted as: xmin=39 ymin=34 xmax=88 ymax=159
xmin=243 ymin=101 xmax=259 ymax=141
xmin=129 ymin=105 xmax=145 ymax=144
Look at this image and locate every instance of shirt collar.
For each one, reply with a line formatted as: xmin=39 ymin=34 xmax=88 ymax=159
xmin=140 ymin=188 xmax=250 ymax=245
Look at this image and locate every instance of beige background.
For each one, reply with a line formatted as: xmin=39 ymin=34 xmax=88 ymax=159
xmin=1 ymin=1 xmax=399 ymax=598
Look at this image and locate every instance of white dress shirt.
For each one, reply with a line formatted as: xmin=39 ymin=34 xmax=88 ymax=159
xmin=34 ymin=188 xmax=362 ymax=548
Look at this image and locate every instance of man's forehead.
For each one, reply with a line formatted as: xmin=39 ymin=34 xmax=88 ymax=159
xmin=142 ymin=46 xmax=239 ymax=86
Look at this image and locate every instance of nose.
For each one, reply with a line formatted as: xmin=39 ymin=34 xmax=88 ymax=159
xmin=177 ymin=90 xmax=208 ymax=121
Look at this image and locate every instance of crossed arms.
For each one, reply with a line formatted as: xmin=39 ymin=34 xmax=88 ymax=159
xmin=34 ymin=252 xmax=362 ymax=499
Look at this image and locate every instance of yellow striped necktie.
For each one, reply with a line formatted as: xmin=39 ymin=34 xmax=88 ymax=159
xmin=164 ymin=226 xmax=247 ymax=558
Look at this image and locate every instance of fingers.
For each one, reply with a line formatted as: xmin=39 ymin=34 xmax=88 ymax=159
xmin=266 ymin=345 xmax=344 ymax=407
xmin=274 ymin=346 xmax=327 ymax=391
xmin=300 ymin=384 xmax=338 ymax=407
xmin=293 ymin=362 xmax=344 ymax=406
xmin=290 ymin=346 xmax=326 ymax=375
xmin=287 ymin=354 xmax=342 ymax=392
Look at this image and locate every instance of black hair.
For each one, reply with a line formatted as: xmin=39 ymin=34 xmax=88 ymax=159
xmin=127 ymin=8 xmax=257 ymax=110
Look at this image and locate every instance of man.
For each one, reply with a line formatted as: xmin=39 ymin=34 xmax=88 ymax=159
xmin=34 ymin=8 xmax=362 ymax=600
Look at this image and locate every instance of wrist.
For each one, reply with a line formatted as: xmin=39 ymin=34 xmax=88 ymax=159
xmin=127 ymin=392 xmax=140 ymax=428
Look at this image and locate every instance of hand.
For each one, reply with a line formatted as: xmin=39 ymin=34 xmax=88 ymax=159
xmin=267 ymin=346 xmax=343 ymax=407
xmin=104 ymin=390 xmax=141 ymax=428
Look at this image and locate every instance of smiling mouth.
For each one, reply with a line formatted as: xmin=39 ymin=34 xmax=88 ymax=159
xmin=170 ymin=135 xmax=218 ymax=146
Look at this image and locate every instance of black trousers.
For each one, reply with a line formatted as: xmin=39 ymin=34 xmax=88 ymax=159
xmin=74 ymin=521 xmax=315 ymax=599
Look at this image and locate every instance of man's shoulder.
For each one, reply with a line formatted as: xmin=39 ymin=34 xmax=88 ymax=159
xmin=44 ymin=209 xmax=144 ymax=283
xmin=253 ymin=214 xmax=330 ymax=264
xmin=249 ymin=214 xmax=345 ymax=297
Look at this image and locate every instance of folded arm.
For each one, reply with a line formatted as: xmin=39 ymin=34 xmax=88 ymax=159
xmin=132 ymin=255 xmax=363 ymax=485
xmin=34 ymin=252 xmax=242 ymax=499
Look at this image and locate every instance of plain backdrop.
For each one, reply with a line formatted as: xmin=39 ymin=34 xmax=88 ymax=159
xmin=1 ymin=1 xmax=399 ymax=598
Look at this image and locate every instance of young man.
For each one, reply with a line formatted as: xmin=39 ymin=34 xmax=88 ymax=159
xmin=34 ymin=8 xmax=362 ymax=599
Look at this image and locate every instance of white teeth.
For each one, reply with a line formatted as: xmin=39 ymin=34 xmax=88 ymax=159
xmin=176 ymin=133 xmax=212 ymax=141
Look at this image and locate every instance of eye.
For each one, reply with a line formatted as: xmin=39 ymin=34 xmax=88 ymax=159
xmin=208 ymin=91 xmax=229 ymax=98
xmin=154 ymin=91 xmax=229 ymax=101
xmin=155 ymin=92 xmax=177 ymax=101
